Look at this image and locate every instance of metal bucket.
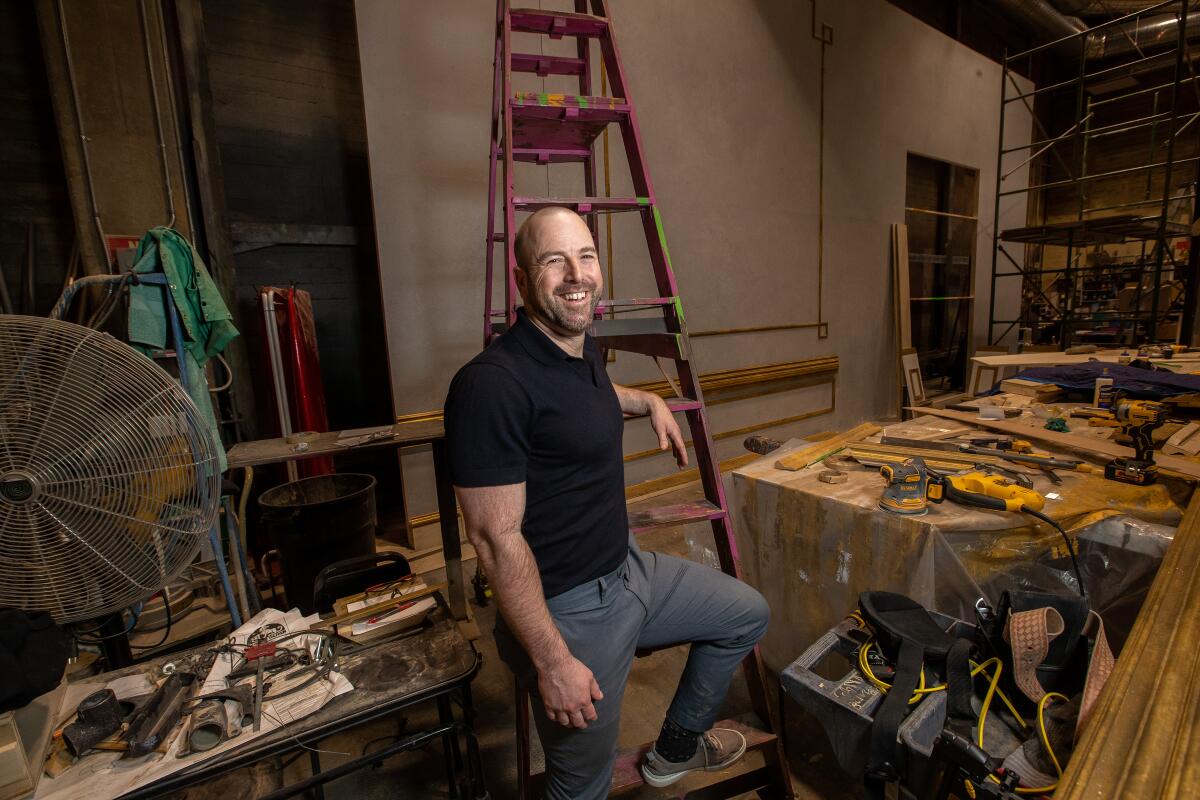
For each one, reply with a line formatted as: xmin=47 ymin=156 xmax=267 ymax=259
xmin=258 ymin=473 xmax=377 ymax=614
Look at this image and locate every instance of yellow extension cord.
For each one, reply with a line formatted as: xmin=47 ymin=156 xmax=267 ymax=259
xmin=851 ymin=624 xmax=1065 ymax=796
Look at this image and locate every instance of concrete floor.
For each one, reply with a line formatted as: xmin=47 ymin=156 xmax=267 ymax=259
xmin=180 ymin=524 xmax=859 ymax=799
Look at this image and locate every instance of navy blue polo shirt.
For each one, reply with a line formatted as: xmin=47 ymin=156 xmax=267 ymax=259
xmin=444 ymin=309 xmax=627 ymax=597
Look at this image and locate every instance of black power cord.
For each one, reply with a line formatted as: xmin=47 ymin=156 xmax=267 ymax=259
xmin=130 ymin=590 xmax=173 ymax=651
xmin=1023 ymin=508 xmax=1086 ymax=598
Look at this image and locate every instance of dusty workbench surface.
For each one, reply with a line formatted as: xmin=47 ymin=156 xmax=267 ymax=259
xmin=730 ymin=416 xmax=1184 ymax=675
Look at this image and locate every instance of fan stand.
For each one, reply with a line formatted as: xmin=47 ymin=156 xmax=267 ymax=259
xmin=96 ymin=613 xmax=134 ymax=669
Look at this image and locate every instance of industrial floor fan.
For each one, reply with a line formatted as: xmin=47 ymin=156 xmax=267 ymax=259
xmin=0 ymin=314 xmax=219 ymax=627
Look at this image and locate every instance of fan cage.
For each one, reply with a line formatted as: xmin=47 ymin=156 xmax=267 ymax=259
xmin=0 ymin=315 xmax=220 ymax=623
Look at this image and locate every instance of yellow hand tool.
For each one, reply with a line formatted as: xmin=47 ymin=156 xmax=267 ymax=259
xmin=928 ymin=470 xmax=1045 ymax=513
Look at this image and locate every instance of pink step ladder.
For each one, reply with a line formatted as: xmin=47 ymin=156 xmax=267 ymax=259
xmin=483 ymin=1 xmax=794 ymax=796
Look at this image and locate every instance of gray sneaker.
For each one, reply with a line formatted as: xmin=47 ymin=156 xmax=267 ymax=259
xmin=640 ymin=727 xmax=748 ymax=788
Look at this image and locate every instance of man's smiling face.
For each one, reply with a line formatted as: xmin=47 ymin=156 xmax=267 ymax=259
xmin=516 ymin=209 xmax=604 ymax=336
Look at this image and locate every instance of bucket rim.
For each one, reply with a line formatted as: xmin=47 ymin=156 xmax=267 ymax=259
xmin=257 ymin=472 xmax=377 ymax=509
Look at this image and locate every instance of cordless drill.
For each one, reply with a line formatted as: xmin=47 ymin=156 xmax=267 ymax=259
xmin=1105 ymin=399 xmax=1167 ymax=485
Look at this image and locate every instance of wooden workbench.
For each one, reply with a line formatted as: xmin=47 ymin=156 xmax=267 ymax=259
xmin=225 ymin=419 xmax=468 ymax=621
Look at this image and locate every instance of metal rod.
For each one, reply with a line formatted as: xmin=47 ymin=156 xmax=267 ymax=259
xmin=222 ymin=497 xmax=251 ymax=622
xmin=904 ymin=206 xmax=978 ymax=221
xmin=1151 ymin=4 xmax=1189 ymax=339
xmin=137 ymin=0 xmax=176 ymax=228
xmin=690 ymin=322 xmax=824 ymax=338
xmin=1003 ymin=110 xmax=1172 ymax=153
xmin=1091 ymin=71 xmax=1200 ymax=108
xmin=56 ymin=0 xmax=111 ymax=273
xmin=1004 ymin=112 xmax=1093 ymax=180
xmin=989 ymin=52 xmax=1007 ymax=344
xmin=261 ymin=290 xmax=298 ymax=483
xmin=1000 ymin=155 xmax=1200 ymax=195
xmin=256 ymin=724 xmax=464 ymax=800
xmin=208 ymin=523 xmax=243 ymax=629
xmin=1006 ymin=47 xmax=1179 ymax=104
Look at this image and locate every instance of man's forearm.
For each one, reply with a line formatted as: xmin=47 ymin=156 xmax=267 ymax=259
xmin=471 ymin=527 xmax=570 ymax=671
xmin=613 ymin=383 xmax=658 ymax=415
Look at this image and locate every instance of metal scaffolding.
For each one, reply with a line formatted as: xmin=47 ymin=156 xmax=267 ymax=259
xmin=989 ymin=0 xmax=1200 ymax=348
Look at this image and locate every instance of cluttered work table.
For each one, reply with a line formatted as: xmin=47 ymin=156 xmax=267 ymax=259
xmin=33 ymin=596 xmax=482 ymax=800
xmin=732 ymin=394 xmax=1200 ymax=799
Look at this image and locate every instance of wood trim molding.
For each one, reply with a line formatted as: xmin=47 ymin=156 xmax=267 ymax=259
xmin=624 ymin=398 xmax=834 ymax=463
xmin=625 ymin=451 xmax=763 ymax=501
xmin=1056 ymin=489 xmax=1200 ymax=799
xmin=395 ymin=356 xmax=840 ymax=426
xmin=628 ymin=355 xmax=839 ymax=397
xmin=396 ymin=409 xmax=443 ymax=425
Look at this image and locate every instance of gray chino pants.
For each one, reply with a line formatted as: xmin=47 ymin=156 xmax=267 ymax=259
xmin=494 ymin=537 xmax=770 ymax=799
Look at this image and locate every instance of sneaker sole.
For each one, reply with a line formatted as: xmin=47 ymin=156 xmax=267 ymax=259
xmin=639 ymin=731 xmax=748 ymax=788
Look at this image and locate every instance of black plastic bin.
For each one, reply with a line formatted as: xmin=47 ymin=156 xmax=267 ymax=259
xmin=258 ymin=473 xmax=378 ymax=614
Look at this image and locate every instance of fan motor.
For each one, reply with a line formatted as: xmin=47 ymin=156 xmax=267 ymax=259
xmin=0 ymin=472 xmax=37 ymax=504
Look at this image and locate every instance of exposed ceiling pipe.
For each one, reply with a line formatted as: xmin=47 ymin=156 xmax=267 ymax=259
xmin=995 ymin=0 xmax=1087 ymax=50
xmin=1085 ymin=12 xmax=1200 ymax=60
xmin=1052 ymin=1 xmax=1172 ymax=15
xmin=999 ymin=0 xmax=1199 ymax=62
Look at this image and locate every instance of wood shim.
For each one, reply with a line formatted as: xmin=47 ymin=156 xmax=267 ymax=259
xmin=774 ymin=422 xmax=883 ymax=472
xmin=891 ymin=224 xmax=912 ymax=351
xmin=907 ymin=406 xmax=1200 ymax=481
xmin=1056 ymin=491 xmax=1200 ymax=798
xmin=891 ymin=224 xmax=912 ymax=415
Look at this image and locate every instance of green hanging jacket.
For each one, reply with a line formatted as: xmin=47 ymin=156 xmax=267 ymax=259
xmin=127 ymin=227 xmax=238 ymax=472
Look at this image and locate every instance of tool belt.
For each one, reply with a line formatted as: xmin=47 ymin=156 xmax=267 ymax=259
xmin=855 ymin=590 xmax=1113 ymax=799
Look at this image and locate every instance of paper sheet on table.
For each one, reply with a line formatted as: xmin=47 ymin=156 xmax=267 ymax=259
xmin=35 ymin=608 xmax=353 ymax=800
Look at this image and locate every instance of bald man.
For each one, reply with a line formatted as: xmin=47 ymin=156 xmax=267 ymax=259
xmin=444 ymin=207 xmax=768 ymax=798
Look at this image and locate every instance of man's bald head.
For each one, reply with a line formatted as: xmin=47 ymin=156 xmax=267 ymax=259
xmin=515 ymin=206 xmax=588 ymax=270
xmin=510 ymin=205 xmax=603 ymax=337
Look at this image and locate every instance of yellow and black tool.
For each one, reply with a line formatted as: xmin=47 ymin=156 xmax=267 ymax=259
xmin=875 ymin=462 xmax=1086 ymax=596
xmin=878 ymin=458 xmax=931 ymax=516
xmin=927 ymin=470 xmax=1045 ymax=513
xmin=1105 ymin=399 xmax=1167 ymax=485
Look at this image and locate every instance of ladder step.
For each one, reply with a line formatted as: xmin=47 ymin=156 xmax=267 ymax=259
xmin=590 ymin=317 xmax=688 ymax=360
xmin=489 ymin=232 xmax=504 ymax=242
xmin=665 ymin=396 xmax=704 ymax=413
xmin=512 ymin=92 xmax=629 ymax=117
xmin=628 ymin=500 xmax=725 ymax=534
xmin=511 ymin=53 xmax=586 ymax=77
xmin=509 ymin=8 xmax=609 ymax=38
xmin=511 ymin=146 xmax=593 ymax=164
xmin=608 ymin=719 xmax=777 ymax=794
xmin=513 ymin=196 xmax=649 ymax=213
xmin=508 ymin=94 xmax=630 ymax=163
xmin=596 ymin=297 xmax=675 ymax=313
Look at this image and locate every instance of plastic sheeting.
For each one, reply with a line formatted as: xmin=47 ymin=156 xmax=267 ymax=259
xmin=732 ymin=436 xmax=1182 ymax=674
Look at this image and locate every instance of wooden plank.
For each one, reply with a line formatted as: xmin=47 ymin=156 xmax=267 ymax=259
xmin=226 ymin=418 xmax=445 ymax=469
xmin=773 ymin=422 xmax=883 ymax=472
xmin=971 ymin=349 xmax=1124 ymax=368
xmin=1000 ymin=377 xmax=1063 ymax=399
xmin=176 ymin=0 xmax=259 ymax=440
xmin=1057 ymin=491 xmax=1200 ymax=799
xmin=906 ymin=407 xmax=1200 ymax=480
xmin=894 ymin=224 xmax=912 ymax=350
xmin=847 ymin=442 xmax=1011 ymax=470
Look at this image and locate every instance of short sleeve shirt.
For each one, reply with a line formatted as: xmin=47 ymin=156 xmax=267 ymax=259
xmin=444 ymin=309 xmax=627 ymax=597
